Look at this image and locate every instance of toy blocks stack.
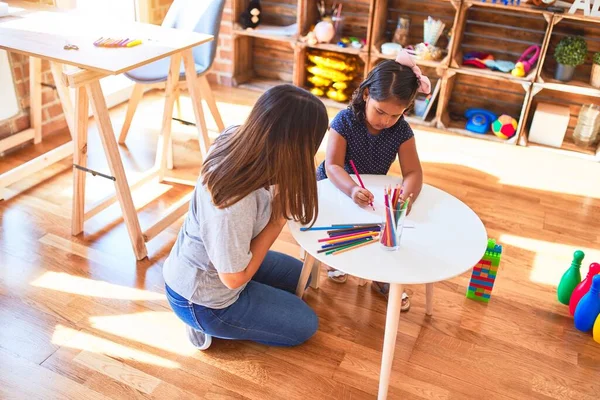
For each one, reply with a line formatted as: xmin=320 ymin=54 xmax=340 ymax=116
xmin=466 ymin=239 xmax=502 ymax=302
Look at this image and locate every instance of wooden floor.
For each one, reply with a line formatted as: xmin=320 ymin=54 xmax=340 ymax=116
xmin=2 ymin=85 xmax=600 ymax=400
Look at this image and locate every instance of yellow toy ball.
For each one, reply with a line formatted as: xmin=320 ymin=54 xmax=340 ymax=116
xmin=492 ymin=114 xmax=518 ymax=139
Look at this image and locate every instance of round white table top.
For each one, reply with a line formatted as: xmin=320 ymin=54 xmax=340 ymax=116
xmin=289 ymin=175 xmax=488 ymax=285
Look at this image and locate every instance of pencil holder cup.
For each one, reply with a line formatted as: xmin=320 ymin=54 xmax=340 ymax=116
xmin=380 ymin=203 xmax=406 ymax=251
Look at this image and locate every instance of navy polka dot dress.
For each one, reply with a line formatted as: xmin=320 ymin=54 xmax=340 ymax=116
xmin=316 ymin=108 xmax=414 ymax=181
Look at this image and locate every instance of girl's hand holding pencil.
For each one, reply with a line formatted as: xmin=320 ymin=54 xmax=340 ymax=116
xmin=350 ymin=186 xmax=374 ymax=208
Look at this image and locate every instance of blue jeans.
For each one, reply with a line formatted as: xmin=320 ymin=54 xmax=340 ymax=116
xmin=165 ymin=251 xmax=318 ymax=346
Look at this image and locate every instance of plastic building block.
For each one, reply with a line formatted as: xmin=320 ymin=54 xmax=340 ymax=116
xmin=466 ymin=239 xmax=502 ymax=303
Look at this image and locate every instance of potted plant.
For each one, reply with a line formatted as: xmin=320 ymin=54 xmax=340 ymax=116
xmin=592 ymin=52 xmax=600 ymax=88
xmin=553 ymin=36 xmax=587 ymax=82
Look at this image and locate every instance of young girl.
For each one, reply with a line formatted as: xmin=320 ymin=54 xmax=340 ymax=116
xmin=163 ymin=85 xmax=328 ymax=350
xmin=316 ymin=50 xmax=429 ymax=311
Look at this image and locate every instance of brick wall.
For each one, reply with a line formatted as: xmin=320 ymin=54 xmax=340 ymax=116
xmin=150 ymin=0 xmax=234 ymax=87
xmin=0 ymin=51 xmax=67 ymax=142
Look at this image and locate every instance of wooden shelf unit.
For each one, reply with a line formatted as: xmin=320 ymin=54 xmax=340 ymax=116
xmin=229 ymin=0 xmax=600 ymax=161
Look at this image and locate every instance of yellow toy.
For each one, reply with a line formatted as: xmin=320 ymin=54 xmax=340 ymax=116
xmin=308 ymin=54 xmax=355 ymax=72
xmin=310 ymin=87 xmax=325 ymax=97
xmin=308 ymin=65 xmax=352 ymax=82
xmin=305 ymin=51 xmax=358 ymax=103
xmin=308 ymin=75 xmax=331 ymax=87
xmin=326 ymin=88 xmax=348 ymax=102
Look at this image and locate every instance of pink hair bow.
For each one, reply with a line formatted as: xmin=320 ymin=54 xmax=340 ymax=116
xmin=395 ymin=50 xmax=431 ymax=94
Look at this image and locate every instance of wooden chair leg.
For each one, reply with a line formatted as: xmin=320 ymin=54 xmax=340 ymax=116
xmin=118 ymin=83 xmax=144 ymax=144
xmin=426 ymin=283 xmax=434 ymax=316
xmin=86 ymin=80 xmax=147 ymax=260
xmin=156 ymin=54 xmax=181 ymax=181
xmin=71 ymin=86 xmax=89 ymax=236
xmin=198 ymin=75 xmax=225 ymax=132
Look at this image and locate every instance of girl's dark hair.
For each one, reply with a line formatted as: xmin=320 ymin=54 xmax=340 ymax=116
xmin=201 ymin=84 xmax=328 ymax=225
xmin=350 ymin=60 xmax=420 ymax=122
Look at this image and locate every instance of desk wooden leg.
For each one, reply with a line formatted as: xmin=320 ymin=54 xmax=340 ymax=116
xmin=71 ymin=86 xmax=89 ymax=235
xmin=156 ymin=54 xmax=181 ymax=181
xmin=198 ymin=75 xmax=225 ymax=132
xmin=49 ymin=62 xmax=75 ymax=137
xmin=296 ymin=253 xmax=315 ymax=298
xmin=86 ymin=80 xmax=147 ymax=260
xmin=182 ymin=49 xmax=210 ymax=157
xmin=29 ymin=57 xmax=42 ymax=144
xmin=426 ymin=283 xmax=434 ymax=316
xmin=378 ymin=283 xmax=403 ymax=400
xmin=310 ymin=260 xmax=321 ymax=290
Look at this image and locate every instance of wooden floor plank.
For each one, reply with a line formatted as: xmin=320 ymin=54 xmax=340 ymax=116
xmin=1 ymin=85 xmax=600 ymax=399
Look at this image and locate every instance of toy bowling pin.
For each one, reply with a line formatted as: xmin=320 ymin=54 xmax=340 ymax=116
xmin=557 ymin=250 xmax=583 ymax=304
xmin=569 ymin=262 xmax=600 ymax=316
xmin=574 ymin=275 xmax=600 ymax=332
xmin=594 ymin=314 xmax=600 ymax=344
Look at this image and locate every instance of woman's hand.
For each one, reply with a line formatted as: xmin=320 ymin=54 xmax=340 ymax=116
xmin=399 ymin=193 xmax=414 ymax=215
xmin=351 ymin=186 xmax=374 ymax=207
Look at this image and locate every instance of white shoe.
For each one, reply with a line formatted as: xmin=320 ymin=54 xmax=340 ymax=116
xmin=186 ymin=325 xmax=212 ymax=350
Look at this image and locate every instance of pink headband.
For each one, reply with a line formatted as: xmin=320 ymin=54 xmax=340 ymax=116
xmin=395 ymin=50 xmax=431 ymax=95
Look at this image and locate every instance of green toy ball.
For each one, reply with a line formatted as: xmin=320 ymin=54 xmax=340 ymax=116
xmin=492 ymin=114 xmax=517 ymax=139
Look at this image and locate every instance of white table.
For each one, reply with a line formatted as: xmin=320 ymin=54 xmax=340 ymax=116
xmin=289 ymin=175 xmax=488 ymax=400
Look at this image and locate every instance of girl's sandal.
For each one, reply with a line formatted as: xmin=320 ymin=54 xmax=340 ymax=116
xmin=371 ymin=281 xmax=411 ymax=312
xmin=327 ymin=268 xmax=348 ymax=283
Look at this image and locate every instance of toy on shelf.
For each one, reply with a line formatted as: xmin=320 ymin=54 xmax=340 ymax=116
xmin=492 ymin=114 xmax=518 ymax=139
xmin=557 ymin=250 xmax=584 ymax=305
xmin=465 ymin=108 xmax=498 ymax=134
xmin=463 ymin=52 xmax=515 ymax=73
xmin=466 ymin=239 xmax=502 ymax=302
xmin=574 ymin=275 xmax=600 ymax=332
xmin=240 ymin=0 xmax=261 ymax=29
xmin=569 ymin=262 xmax=600 ymax=316
xmin=511 ymin=45 xmax=540 ymax=77
xmin=306 ymin=51 xmax=358 ymax=103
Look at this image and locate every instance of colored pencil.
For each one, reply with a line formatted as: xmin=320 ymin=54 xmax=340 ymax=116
xmin=332 ymin=223 xmax=379 ymax=227
xmin=318 ymin=229 xmax=379 ymax=242
xmin=349 ymin=160 xmax=374 ymax=210
xmin=331 ymin=237 xmax=377 ymax=255
xmin=326 ymin=225 xmax=381 ymax=236
xmin=318 ymin=236 xmax=374 ymax=253
xmin=323 ymin=231 xmax=376 ymax=244
xmin=300 ymin=225 xmax=355 ymax=231
xmin=325 ymin=237 xmax=375 ymax=255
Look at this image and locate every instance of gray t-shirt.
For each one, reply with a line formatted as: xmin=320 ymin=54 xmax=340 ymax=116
xmin=163 ymin=180 xmax=272 ymax=309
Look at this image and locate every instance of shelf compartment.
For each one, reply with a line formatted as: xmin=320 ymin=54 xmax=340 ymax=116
xmin=537 ymin=14 xmax=600 ymax=98
xmin=437 ymin=69 xmax=531 ymax=144
xmin=303 ymin=0 xmax=373 ymax=46
xmin=451 ymin=2 xmax=550 ymax=83
xmin=299 ymin=46 xmax=366 ymax=109
xmin=233 ymin=36 xmax=300 ymax=89
xmin=371 ymin=0 xmax=460 ymax=67
xmin=521 ymin=83 xmax=600 ymax=160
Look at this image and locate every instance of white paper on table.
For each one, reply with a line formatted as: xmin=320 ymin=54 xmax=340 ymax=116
xmin=334 ymin=186 xmax=415 ymax=228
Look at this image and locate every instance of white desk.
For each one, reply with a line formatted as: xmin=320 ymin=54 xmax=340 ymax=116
xmin=0 ymin=3 xmax=213 ymax=259
xmin=289 ymin=175 xmax=488 ymax=399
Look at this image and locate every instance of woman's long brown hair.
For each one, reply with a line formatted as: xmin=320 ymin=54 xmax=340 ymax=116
xmin=201 ymin=84 xmax=328 ymax=226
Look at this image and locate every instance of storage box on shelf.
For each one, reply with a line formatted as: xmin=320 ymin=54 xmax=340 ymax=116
xmin=370 ymin=0 xmax=460 ymax=69
xmin=232 ymin=0 xmax=302 ymax=89
xmin=301 ymin=0 xmax=374 ymax=58
xmin=452 ymin=1 xmax=550 ymax=83
xmin=521 ymin=84 xmax=600 ymax=161
xmin=536 ymin=13 xmax=600 ymax=97
xmin=436 ymin=69 xmax=530 ymax=144
xmin=299 ymin=46 xmax=366 ymax=109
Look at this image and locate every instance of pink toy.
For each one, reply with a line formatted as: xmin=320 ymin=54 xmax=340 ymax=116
xmin=569 ymin=262 xmax=600 ymax=316
xmin=511 ymin=45 xmax=540 ymax=77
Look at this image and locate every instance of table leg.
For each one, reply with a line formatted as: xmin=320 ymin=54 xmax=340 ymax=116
xmin=426 ymin=283 xmax=434 ymax=316
xmin=310 ymin=260 xmax=321 ymax=290
xmin=358 ymin=278 xmax=368 ymax=286
xmin=29 ymin=57 xmax=42 ymax=144
xmin=49 ymin=62 xmax=75 ymax=137
xmin=198 ymin=75 xmax=225 ymax=132
xmin=296 ymin=253 xmax=315 ymax=298
xmin=71 ymin=86 xmax=89 ymax=235
xmin=86 ymin=80 xmax=147 ymax=260
xmin=156 ymin=53 xmax=181 ymax=181
xmin=378 ymin=283 xmax=403 ymax=400
xmin=182 ymin=49 xmax=210 ymax=157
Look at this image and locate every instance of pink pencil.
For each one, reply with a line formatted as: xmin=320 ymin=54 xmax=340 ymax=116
xmin=349 ymin=160 xmax=374 ymax=210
